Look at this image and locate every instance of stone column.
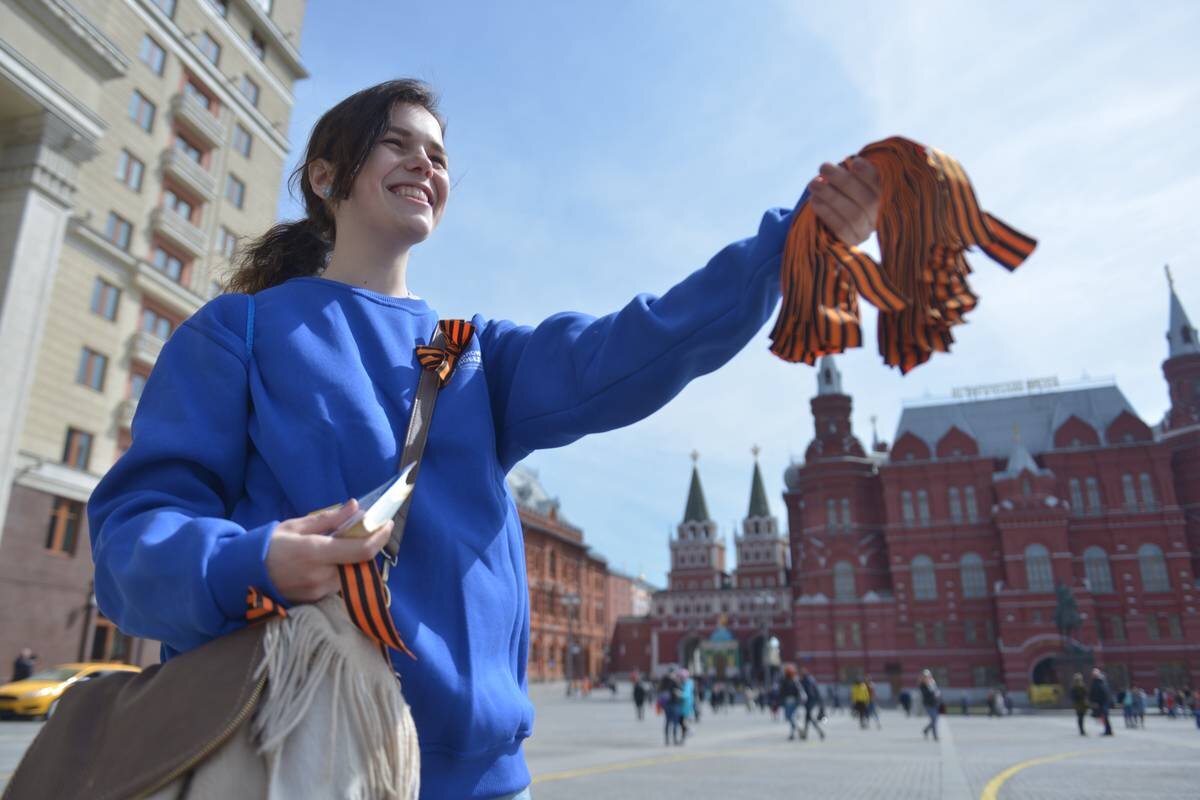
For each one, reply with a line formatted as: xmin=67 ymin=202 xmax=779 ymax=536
xmin=0 ymin=112 xmax=96 ymax=543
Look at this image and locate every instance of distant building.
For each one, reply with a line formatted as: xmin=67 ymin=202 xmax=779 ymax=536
xmin=0 ymin=0 xmax=309 ymax=667
xmin=610 ymin=278 xmax=1200 ymax=701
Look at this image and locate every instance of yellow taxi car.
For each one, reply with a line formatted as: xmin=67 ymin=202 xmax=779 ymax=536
xmin=0 ymin=662 xmax=141 ymax=720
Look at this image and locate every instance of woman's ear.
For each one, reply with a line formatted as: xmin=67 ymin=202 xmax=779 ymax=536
xmin=308 ymin=159 xmax=334 ymax=199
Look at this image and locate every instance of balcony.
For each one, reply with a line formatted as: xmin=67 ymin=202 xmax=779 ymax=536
xmin=170 ymin=92 xmax=227 ymax=149
xmin=151 ymin=206 xmax=206 ymax=259
xmin=134 ymin=259 xmax=205 ymax=319
xmin=117 ymin=398 xmax=138 ymax=430
xmin=161 ymin=149 xmax=217 ymax=200
xmin=130 ymin=330 xmax=164 ymax=367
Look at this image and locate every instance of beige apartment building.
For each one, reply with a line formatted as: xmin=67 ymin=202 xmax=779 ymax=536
xmin=0 ymin=0 xmax=307 ymax=669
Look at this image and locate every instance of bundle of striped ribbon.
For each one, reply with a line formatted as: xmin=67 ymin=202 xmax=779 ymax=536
xmin=769 ymin=136 xmax=1036 ymax=373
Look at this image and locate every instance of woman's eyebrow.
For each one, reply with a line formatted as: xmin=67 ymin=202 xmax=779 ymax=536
xmin=385 ymin=126 xmax=448 ymax=160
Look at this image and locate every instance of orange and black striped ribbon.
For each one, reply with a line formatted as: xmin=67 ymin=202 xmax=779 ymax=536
xmin=415 ymin=319 xmax=477 ymax=386
xmin=246 ymin=319 xmax=477 ymax=659
xmin=768 ymin=136 xmax=1036 ymax=374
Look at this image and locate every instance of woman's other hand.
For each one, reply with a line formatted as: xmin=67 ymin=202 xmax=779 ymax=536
xmin=265 ymin=499 xmax=393 ymax=604
xmin=808 ymin=157 xmax=881 ymax=247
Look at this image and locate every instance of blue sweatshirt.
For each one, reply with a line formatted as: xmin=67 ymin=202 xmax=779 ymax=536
xmin=88 ymin=204 xmax=795 ymax=798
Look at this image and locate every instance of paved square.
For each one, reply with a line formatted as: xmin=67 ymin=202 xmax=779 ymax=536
xmin=523 ymin=684 xmax=1200 ymax=799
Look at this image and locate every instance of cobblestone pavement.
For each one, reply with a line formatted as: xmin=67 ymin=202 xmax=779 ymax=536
xmin=523 ymin=685 xmax=1200 ymax=799
xmin=2 ymin=689 xmax=1196 ymax=798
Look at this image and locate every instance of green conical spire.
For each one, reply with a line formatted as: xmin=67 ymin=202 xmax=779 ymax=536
xmin=683 ymin=452 xmax=711 ymax=523
xmin=748 ymin=456 xmax=770 ymax=519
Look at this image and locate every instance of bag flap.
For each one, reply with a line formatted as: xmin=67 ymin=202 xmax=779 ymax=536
xmin=4 ymin=623 xmax=265 ymax=800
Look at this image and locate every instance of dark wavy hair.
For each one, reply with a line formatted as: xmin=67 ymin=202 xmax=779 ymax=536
xmin=223 ymin=79 xmax=444 ymax=295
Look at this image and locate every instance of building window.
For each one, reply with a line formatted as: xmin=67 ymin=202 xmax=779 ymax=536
xmin=139 ymin=34 xmax=167 ymax=74
xmin=911 ymin=555 xmax=937 ymax=600
xmin=90 ymin=616 xmax=131 ymax=662
xmin=90 ymin=278 xmax=120 ymax=321
xmin=1081 ymin=547 xmax=1113 ymax=593
xmin=948 ymin=487 xmax=963 ymax=523
xmin=1108 ymin=616 xmax=1125 ymax=642
xmin=151 ymin=0 xmax=176 ymax=17
xmin=932 ymin=622 xmax=945 ymax=644
xmin=225 ymin=174 xmax=246 ymax=208
xmin=45 ymin=497 xmax=81 ymax=555
xmin=76 ymin=347 xmax=107 ymax=391
xmin=1138 ymin=473 xmax=1157 ymax=510
xmin=239 ymin=75 xmax=260 ymax=107
xmin=249 ymin=32 xmax=266 ymax=60
xmin=834 ymin=623 xmax=845 ymax=648
xmin=984 ymin=619 xmax=995 ymax=642
xmin=130 ymin=372 xmax=148 ymax=401
xmin=1024 ymin=544 xmax=1053 ymax=592
xmin=62 ymin=428 xmax=93 ymax=471
xmin=960 ymin=553 xmax=986 ymax=598
xmin=916 ymin=490 xmax=930 ymax=525
xmin=1167 ymin=615 xmax=1183 ymax=639
xmin=232 ymin=124 xmax=253 ymax=157
xmin=141 ymin=307 xmax=175 ymax=340
xmin=1085 ymin=477 xmax=1102 ymax=514
xmin=1138 ymin=544 xmax=1169 ymax=592
xmin=901 ymin=491 xmax=915 ymax=525
xmin=1068 ymin=478 xmax=1083 ymax=515
xmin=840 ymin=498 xmax=851 ymax=528
xmin=1121 ymin=474 xmax=1137 ymax=511
xmin=116 ymin=149 xmax=145 ymax=191
xmin=964 ymin=485 xmax=979 ymax=522
xmin=128 ymin=90 xmax=156 ymax=132
xmin=184 ymin=80 xmax=213 ymax=111
xmin=1146 ymin=615 xmax=1160 ymax=641
xmin=826 ymin=498 xmax=837 ymax=531
xmin=850 ymin=622 xmax=861 ymax=647
xmin=963 ymin=619 xmax=976 ymax=643
xmin=218 ymin=226 xmax=238 ymax=258
xmin=163 ymin=186 xmax=196 ymax=222
xmin=199 ymin=31 xmax=221 ymax=65
xmin=104 ymin=212 xmax=133 ymax=250
xmin=972 ymin=665 xmax=998 ymax=688
xmin=834 ymin=561 xmax=856 ymax=602
xmin=150 ymin=245 xmax=185 ymax=283
xmin=173 ymin=133 xmax=204 ymax=164
xmin=913 ymin=622 xmax=926 ymax=646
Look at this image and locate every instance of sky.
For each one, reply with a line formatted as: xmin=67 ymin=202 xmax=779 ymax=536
xmin=280 ymin=0 xmax=1200 ymax=587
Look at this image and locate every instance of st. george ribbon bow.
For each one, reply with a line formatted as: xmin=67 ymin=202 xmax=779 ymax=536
xmin=768 ymin=136 xmax=1037 ymax=374
xmin=416 ymin=319 xmax=476 ymax=386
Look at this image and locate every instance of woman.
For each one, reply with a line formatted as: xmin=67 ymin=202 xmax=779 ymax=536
xmin=87 ymin=79 xmax=879 ymax=799
xmin=779 ymin=665 xmax=804 ymax=740
xmin=919 ymin=670 xmax=941 ymax=741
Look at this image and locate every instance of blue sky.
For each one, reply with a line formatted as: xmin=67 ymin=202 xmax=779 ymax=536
xmin=281 ymin=1 xmax=1200 ymax=587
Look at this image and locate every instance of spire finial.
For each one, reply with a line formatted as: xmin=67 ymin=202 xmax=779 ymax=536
xmin=690 ymin=450 xmax=700 ymax=465
xmin=1166 ymin=264 xmax=1174 ymax=291
xmin=751 ymin=444 xmax=760 ymax=460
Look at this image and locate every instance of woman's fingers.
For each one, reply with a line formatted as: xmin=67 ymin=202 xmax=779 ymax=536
xmin=311 ymin=519 xmax=394 ymax=565
xmin=287 ymin=498 xmax=359 ymax=535
xmin=811 ymin=159 xmax=880 ymax=245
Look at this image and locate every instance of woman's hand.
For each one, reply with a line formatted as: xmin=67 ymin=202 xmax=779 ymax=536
xmin=809 ymin=157 xmax=881 ymax=247
xmin=265 ymin=499 xmax=394 ymax=604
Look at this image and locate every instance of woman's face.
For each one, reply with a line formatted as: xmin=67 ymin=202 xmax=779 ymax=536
xmin=328 ymin=103 xmax=449 ymax=247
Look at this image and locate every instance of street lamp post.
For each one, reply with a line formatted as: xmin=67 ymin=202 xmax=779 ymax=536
xmin=561 ymin=592 xmax=582 ymax=696
xmin=756 ymin=592 xmax=776 ymax=687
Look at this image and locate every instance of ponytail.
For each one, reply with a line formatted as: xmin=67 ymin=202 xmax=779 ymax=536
xmin=224 ymin=215 xmax=331 ymax=295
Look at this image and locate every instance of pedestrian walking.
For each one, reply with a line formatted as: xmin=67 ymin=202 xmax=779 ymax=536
xmin=633 ymin=678 xmax=647 ymax=721
xmin=660 ymin=669 xmax=683 ymax=746
xmin=679 ymin=670 xmax=695 ymax=742
xmin=780 ymin=665 xmax=804 ymax=740
xmin=865 ymin=675 xmax=883 ymax=729
xmin=898 ymin=688 xmax=912 ymax=717
xmin=799 ymin=666 xmax=826 ymax=741
xmin=1070 ymin=673 xmax=1089 ymax=736
xmin=851 ymin=678 xmax=871 ymax=729
xmin=1133 ymin=686 xmax=1146 ymax=728
xmin=1089 ymin=667 xmax=1114 ymax=736
xmin=919 ymin=670 xmax=941 ymax=741
xmin=10 ymin=648 xmax=36 ymax=683
xmin=1122 ymin=687 xmax=1135 ymax=728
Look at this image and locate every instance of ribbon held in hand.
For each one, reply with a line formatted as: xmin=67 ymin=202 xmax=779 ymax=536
xmin=768 ymin=137 xmax=1036 ymax=374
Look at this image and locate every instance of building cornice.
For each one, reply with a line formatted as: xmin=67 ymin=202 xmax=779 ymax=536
xmin=0 ymin=39 xmax=105 ymax=148
xmin=231 ymin=0 xmax=307 ymax=79
xmin=14 ymin=451 xmax=98 ymax=503
xmin=13 ymin=0 xmax=129 ymax=80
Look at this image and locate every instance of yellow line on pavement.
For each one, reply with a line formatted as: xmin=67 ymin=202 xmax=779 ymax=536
xmin=531 ymin=744 xmax=778 ymax=784
xmin=979 ymin=751 xmax=1088 ymax=800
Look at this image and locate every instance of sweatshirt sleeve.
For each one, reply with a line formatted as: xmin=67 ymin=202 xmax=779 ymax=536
xmin=479 ymin=204 xmax=797 ymax=470
xmin=87 ymin=294 xmax=281 ymax=655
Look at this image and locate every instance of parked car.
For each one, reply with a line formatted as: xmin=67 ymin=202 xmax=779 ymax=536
xmin=0 ymin=662 xmax=141 ymax=720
